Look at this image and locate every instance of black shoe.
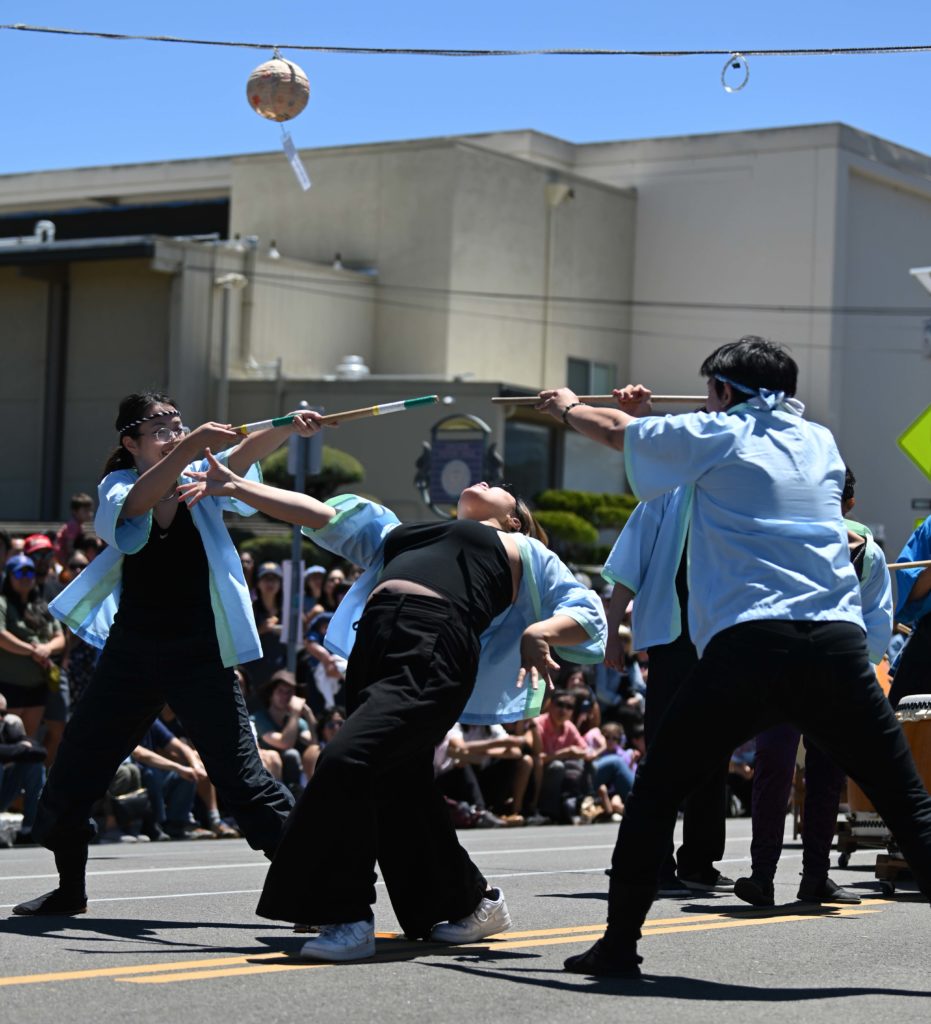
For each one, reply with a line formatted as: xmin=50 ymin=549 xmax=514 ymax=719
xmin=13 ymin=832 xmax=38 ymax=847
xmin=797 ymin=876 xmax=861 ymax=904
xmin=656 ymin=875 xmax=692 ymax=897
xmin=677 ymin=868 xmax=735 ymax=893
xmin=564 ymin=939 xmax=643 ymax=978
xmin=12 ymin=889 xmax=88 ymax=916
xmin=734 ymin=875 xmax=775 ymax=907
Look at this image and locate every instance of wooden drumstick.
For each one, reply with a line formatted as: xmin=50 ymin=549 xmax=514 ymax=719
xmin=490 ymin=394 xmax=705 ymax=406
xmin=233 ymin=395 xmax=439 ymax=434
xmin=887 ymin=560 xmax=931 ymax=570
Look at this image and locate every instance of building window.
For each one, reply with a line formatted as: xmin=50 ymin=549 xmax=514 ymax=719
xmin=568 ymin=357 xmax=616 ymax=395
xmin=504 ymin=419 xmax=556 ymax=501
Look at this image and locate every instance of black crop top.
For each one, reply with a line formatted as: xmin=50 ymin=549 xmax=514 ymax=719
xmin=117 ymin=501 xmax=213 ymax=632
xmin=379 ymin=519 xmax=513 ymax=634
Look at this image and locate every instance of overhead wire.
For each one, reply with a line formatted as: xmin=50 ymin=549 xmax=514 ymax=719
xmin=2 ymin=23 xmax=931 ymax=58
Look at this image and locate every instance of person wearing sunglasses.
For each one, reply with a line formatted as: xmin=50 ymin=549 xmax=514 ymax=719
xmin=177 ymin=458 xmax=606 ymax=962
xmin=13 ymin=390 xmax=322 ymax=918
xmin=0 ymin=554 xmax=65 ymax=743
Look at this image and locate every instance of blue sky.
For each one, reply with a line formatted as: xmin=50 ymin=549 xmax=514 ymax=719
xmin=3 ymin=2 xmax=931 ymax=174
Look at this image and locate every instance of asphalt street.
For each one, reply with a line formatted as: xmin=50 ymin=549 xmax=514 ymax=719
xmin=0 ymin=816 xmax=928 ymax=1024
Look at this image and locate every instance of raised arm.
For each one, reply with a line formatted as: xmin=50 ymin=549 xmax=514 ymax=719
xmin=535 ymin=385 xmax=653 ymax=452
xmin=177 ymin=449 xmax=336 ymax=529
xmin=226 ymin=410 xmax=324 ymax=477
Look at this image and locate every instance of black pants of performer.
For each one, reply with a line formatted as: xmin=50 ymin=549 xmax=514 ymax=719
xmin=645 ymin=634 xmax=728 ymax=879
xmin=33 ymin=621 xmax=294 ymax=864
xmin=605 ymin=621 xmax=931 ymax=949
xmin=888 ymin=615 xmax=931 ymax=709
xmin=257 ymin=592 xmax=488 ymax=939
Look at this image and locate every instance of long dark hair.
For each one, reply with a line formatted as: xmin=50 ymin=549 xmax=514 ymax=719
xmin=510 ymin=493 xmax=549 ymax=546
xmin=1 ymin=573 xmax=51 ymax=633
xmin=100 ymin=391 xmax=178 ymax=480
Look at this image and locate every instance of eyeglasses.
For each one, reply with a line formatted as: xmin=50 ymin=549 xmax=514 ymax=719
xmin=11 ymin=567 xmax=36 ymax=580
xmin=146 ymin=425 xmax=191 ymax=444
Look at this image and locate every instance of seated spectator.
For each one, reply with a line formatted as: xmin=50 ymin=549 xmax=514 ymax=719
xmin=728 ymin=739 xmax=757 ymax=817
xmin=0 ymin=693 xmax=46 ymax=845
xmin=0 ymin=554 xmax=65 ymax=744
xmin=54 ymin=493 xmax=95 ymax=566
xmin=533 ymin=690 xmax=592 ymax=824
xmin=23 ymin=534 xmax=63 ymax=602
xmin=574 ymin=690 xmax=635 ymax=816
xmin=316 ymin=706 xmax=346 ymax=749
xmin=235 ymin=666 xmax=283 ymax=779
xmin=252 ymin=670 xmax=319 ymax=794
xmin=73 ymin=533 xmax=104 ymax=562
xmin=502 ymin=717 xmax=545 ymax=823
xmin=304 ymin=611 xmax=347 ymax=713
xmin=320 ymin=567 xmax=347 ymax=612
xmin=251 ymin=562 xmax=286 ymax=688
xmin=0 ymin=530 xmax=12 ymax=581
xmin=132 ymin=717 xmax=214 ymax=840
xmin=593 ymin=622 xmax=645 ymax=731
xmin=439 ymin=722 xmax=531 ymax=825
xmin=240 ymin=549 xmax=257 ymax=600
xmin=302 ymin=564 xmax=327 ymax=627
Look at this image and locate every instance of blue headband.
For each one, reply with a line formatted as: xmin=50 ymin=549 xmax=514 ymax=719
xmin=713 ymin=375 xmax=803 ymax=416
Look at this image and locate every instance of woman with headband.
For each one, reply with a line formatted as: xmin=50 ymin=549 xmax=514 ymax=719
xmin=177 ymin=456 xmax=606 ymax=961
xmin=13 ymin=391 xmax=320 ymax=917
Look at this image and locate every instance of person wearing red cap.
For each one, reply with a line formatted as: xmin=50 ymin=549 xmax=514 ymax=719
xmin=22 ymin=535 xmax=62 ymax=603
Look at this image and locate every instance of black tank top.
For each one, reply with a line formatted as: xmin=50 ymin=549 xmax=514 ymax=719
xmin=116 ymin=501 xmax=213 ymax=632
xmin=379 ymin=519 xmax=513 ymax=634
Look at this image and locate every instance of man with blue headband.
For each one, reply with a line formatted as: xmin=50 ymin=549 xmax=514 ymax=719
xmin=535 ymin=335 xmax=931 ymax=979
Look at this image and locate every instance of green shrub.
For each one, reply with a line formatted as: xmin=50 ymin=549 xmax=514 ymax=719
xmin=534 ymin=511 xmax=599 ymax=548
xmin=236 ymin=534 xmax=339 ymax=570
xmin=261 ymin=445 xmax=364 ymax=500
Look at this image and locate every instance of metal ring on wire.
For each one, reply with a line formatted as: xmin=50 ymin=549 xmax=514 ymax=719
xmin=721 ymin=52 xmax=750 ymax=92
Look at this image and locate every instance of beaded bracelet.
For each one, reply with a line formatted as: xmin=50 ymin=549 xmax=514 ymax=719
xmin=561 ymin=401 xmax=585 ymax=424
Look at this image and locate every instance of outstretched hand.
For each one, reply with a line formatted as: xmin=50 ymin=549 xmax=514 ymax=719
xmin=516 ymin=626 xmax=561 ymax=693
xmin=176 ymin=448 xmax=238 ymax=508
xmin=289 ymin=410 xmax=325 ymax=436
xmin=534 ymin=387 xmax=580 ymax=421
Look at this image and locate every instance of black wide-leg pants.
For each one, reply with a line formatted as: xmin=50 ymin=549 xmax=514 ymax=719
xmin=257 ymin=592 xmax=488 ymax=938
xmin=606 ymin=621 xmax=931 ymax=947
xmin=33 ymin=621 xmax=294 ymax=858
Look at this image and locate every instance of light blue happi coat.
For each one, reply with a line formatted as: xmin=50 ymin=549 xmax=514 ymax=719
xmin=50 ymin=450 xmax=262 ymax=668
xmin=303 ymin=495 xmax=607 ymax=724
xmin=622 ymin=398 xmax=865 ymax=656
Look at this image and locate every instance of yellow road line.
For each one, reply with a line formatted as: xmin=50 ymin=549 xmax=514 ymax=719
xmin=0 ymin=900 xmax=889 ymax=988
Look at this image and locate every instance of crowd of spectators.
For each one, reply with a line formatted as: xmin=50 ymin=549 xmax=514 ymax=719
xmin=2 ymin=500 xmax=761 ymax=847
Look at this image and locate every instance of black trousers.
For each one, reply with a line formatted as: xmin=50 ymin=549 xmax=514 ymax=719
xmin=888 ymin=616 xmax=931 ymax=709
xmin=607 ymin=621 xmax=931 ymax=946
xmin=257 ymin=593 xmax=487 ymax=938
xmin=33 ymin=620 xmax=294 ymax=857
xmin=645 ymin=634 xmax=727 ymax=878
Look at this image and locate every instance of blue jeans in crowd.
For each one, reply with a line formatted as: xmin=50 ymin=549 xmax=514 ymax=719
xmin=593 ymin=753 xmax=636 ymax=799
xmin=138 ymin=765 xmax=196 ymax=827
xmin=0 ymin=761 xmax=45 ymax=829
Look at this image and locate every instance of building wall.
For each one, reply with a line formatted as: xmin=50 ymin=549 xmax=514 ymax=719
xmin=0 ymin=268 xmax=49 ymax=516
xmin=838 ymin=162 xmax=931 ymax=550
xmin=59 ymin=260 xmax=171 ymax=509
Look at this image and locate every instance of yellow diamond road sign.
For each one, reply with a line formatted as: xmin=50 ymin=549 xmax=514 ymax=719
xmin=898 ymin=405 xmax=931 ymax=482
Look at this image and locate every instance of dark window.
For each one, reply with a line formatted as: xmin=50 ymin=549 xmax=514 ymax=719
xmin=504 ymin=420 xmax=555 ymax=501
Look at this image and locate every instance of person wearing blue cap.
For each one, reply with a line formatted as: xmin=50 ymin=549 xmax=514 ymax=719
xmin=536 ymin=335 xmax=931 ymax=978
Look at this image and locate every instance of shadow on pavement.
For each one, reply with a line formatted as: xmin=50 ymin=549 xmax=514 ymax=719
xmin=424 ymin=960 xmax=931 ymax=1001
xmin=0 ymin=914 xmax=292 ymax=953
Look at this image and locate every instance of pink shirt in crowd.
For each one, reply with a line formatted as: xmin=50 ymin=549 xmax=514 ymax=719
xmin=534 ymin=713 xmax=586 ymax=757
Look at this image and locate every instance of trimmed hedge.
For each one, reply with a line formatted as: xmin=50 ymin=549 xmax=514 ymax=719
xmin=533 ymin=488 xmax=637 ymax=563
xmin=261 ymin=444 xmax=364 ymax=499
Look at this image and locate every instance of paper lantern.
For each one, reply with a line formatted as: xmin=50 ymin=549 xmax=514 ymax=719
xmin=246 ymin=57 xmax=310 ymax=122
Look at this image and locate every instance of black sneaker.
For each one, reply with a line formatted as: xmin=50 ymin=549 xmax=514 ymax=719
xmin=564 ymin=939 xmax=643 ymax=978
xmin=734 ymin=875 xmax=775 ymax=907
xmin=656 ymin=875 xmax=693 ymax=897
xmin=797 ymin=876 xmax=861 ymax=904
xmin=12 ymin=889 xmax=88 ymax=916
xmin=677 ymin=868 xmax=735 ymax=893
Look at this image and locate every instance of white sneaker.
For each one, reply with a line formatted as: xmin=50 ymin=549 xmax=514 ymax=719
xmin=429 ymin=889 xmax=512 ymax=944
xmin=298 ymin=919 xmax=375 ymax=962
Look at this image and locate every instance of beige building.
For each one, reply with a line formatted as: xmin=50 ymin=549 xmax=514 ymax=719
xmin=2 ymin=123 xmax=931 ymax=549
